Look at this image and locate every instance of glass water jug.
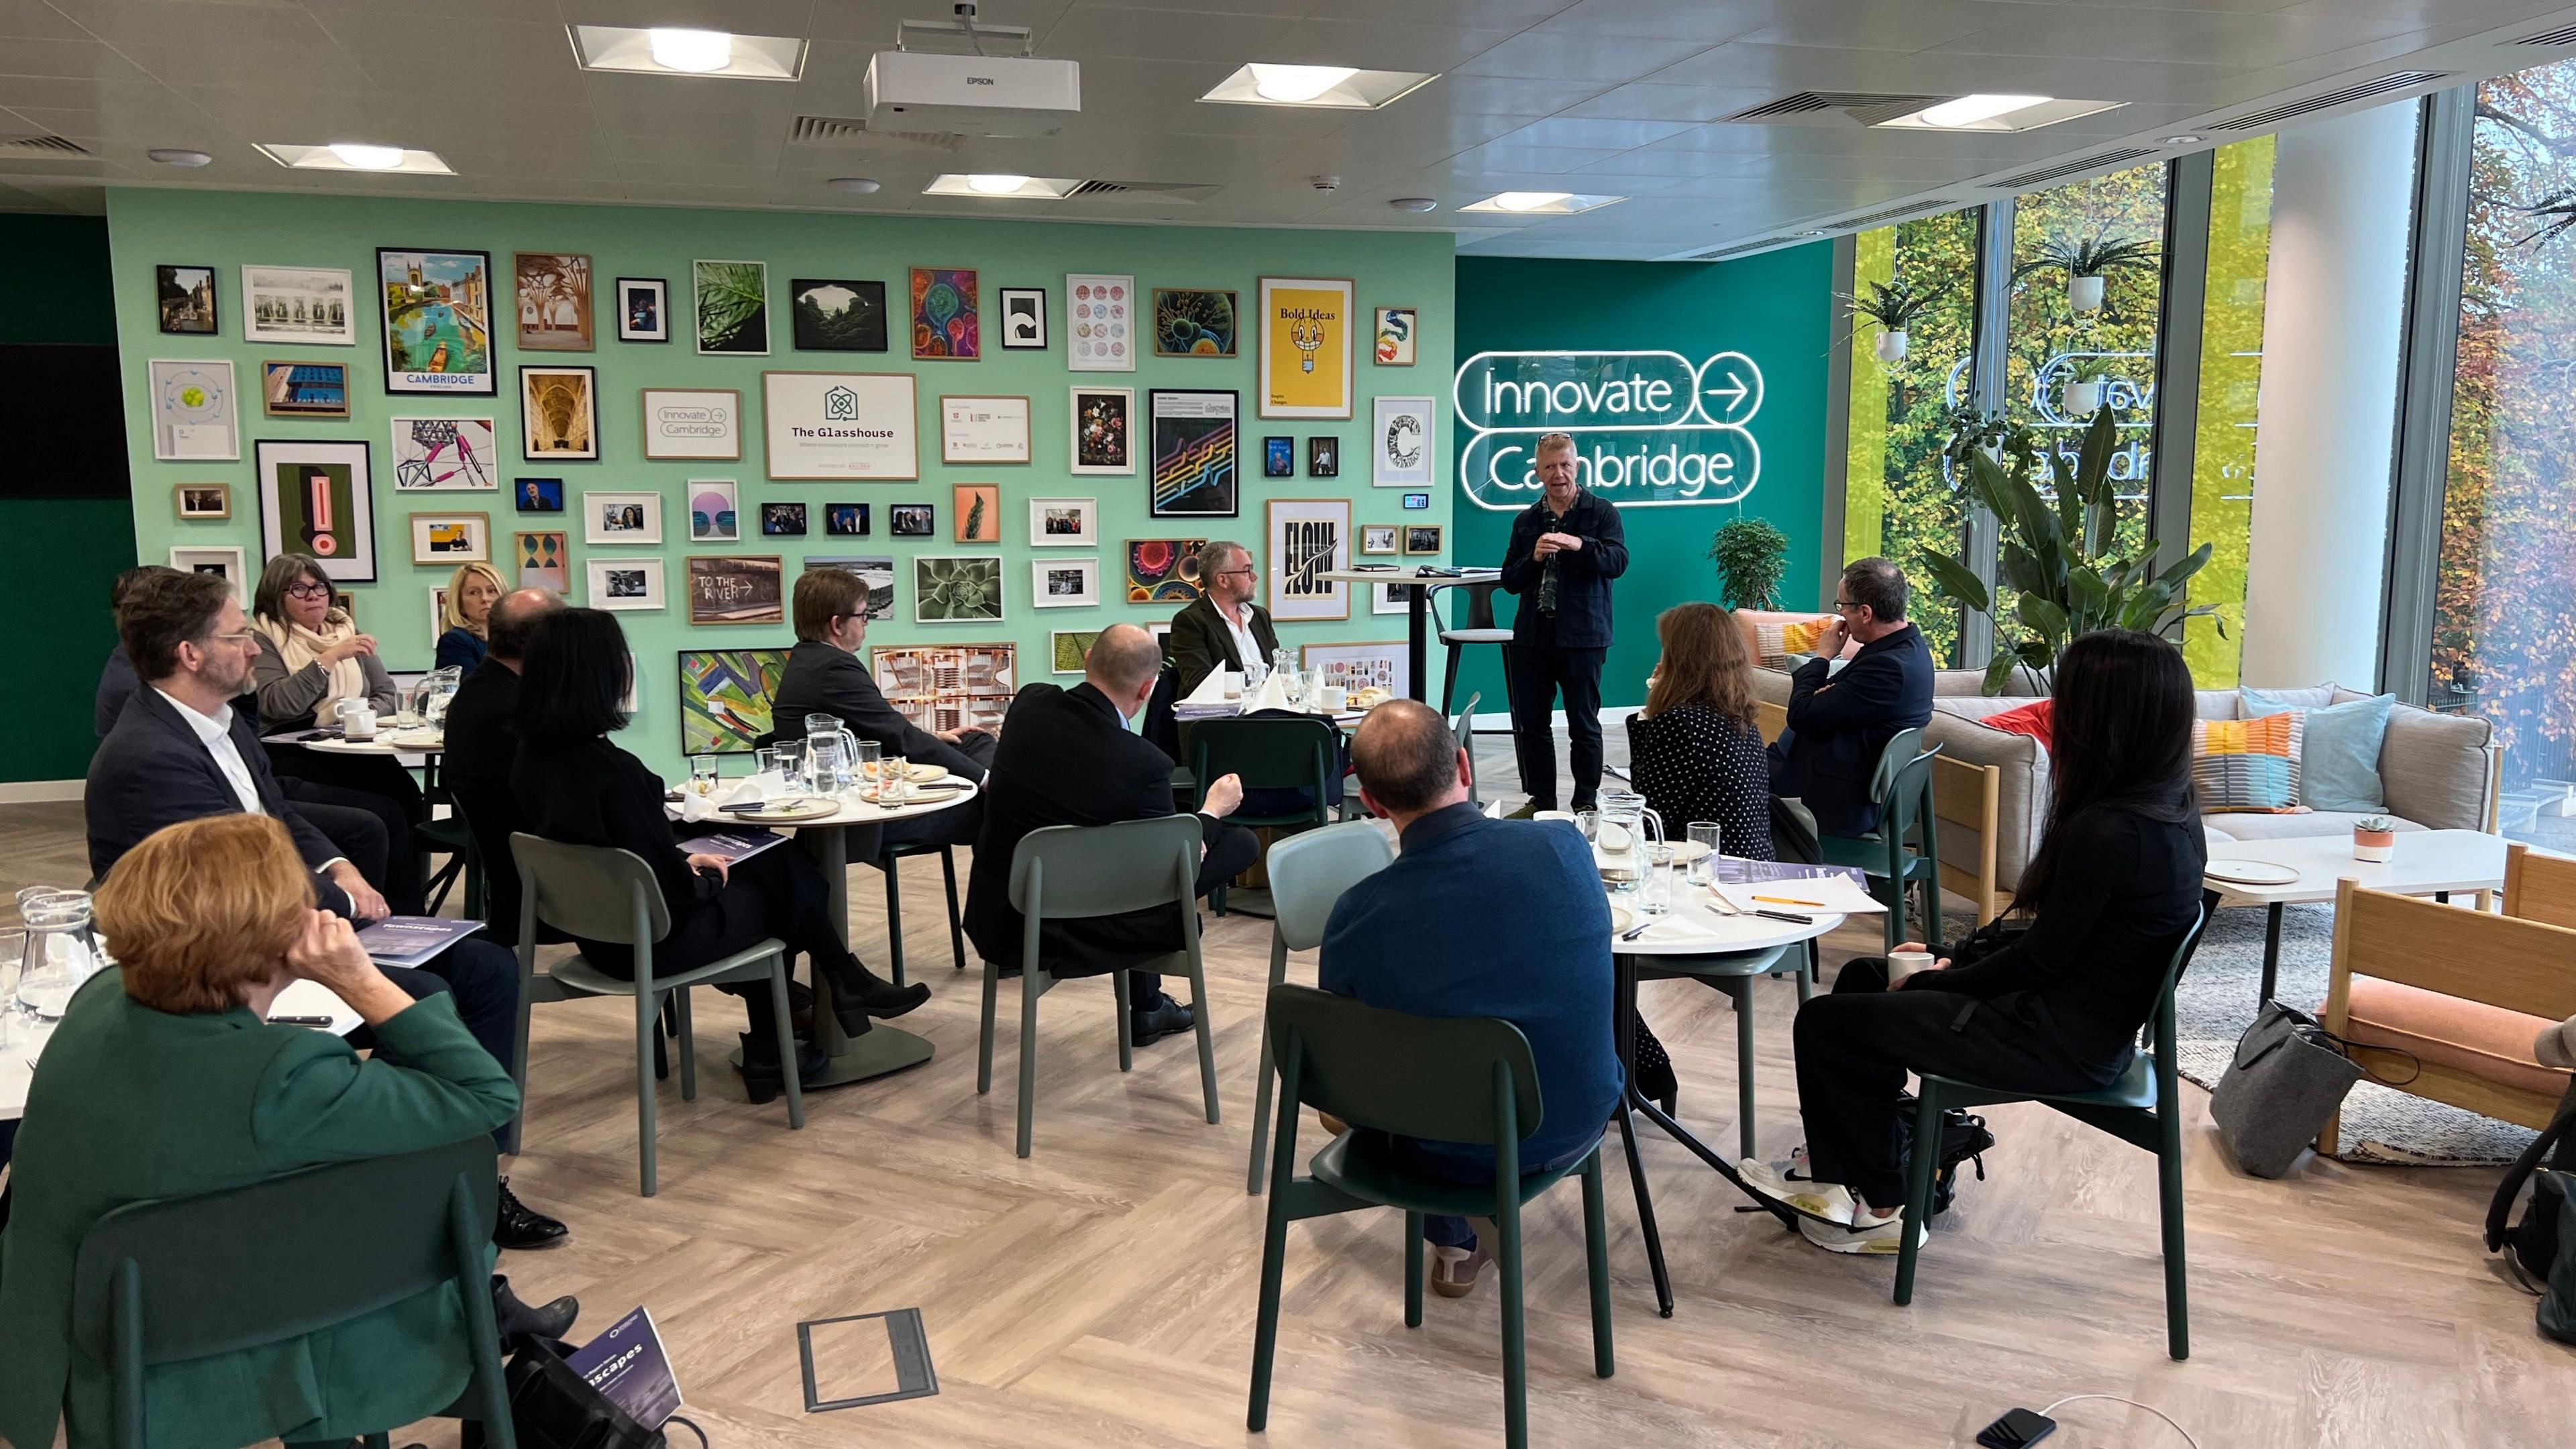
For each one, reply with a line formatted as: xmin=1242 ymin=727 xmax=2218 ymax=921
xmin=1592 ymin=791 xmax=1663 ymax=894
xmin=805 ymin=713 xmax=859 ymax=793
xmin=17 ymin=888 xmax=105 ymax=1020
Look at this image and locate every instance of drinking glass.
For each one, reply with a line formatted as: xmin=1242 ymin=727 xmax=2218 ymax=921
xmin=1244 ymin=660 xmax=1269 ymax=692
xmin=689 ymin=754 xmax=719 ymax=797
xmin=753 ymin=746 xmax=783 ymax=782
xmin=1279 ymin=667 xmax=1306 ymax=709
xmin=0 ymin=928 xmax=25 ymax=1050
xmin=1573 ymin=809 xmax=1599 ymax=843
xmin=1638 ymin=861 xmax=1674 ymax=916
xmin=881 ymin=754 xmax=911 ymax=804
xmin=857 ymin=740 xmax=883 ymax=794
xmin=1685 ymin=822 xmax=1721 ymax=887
xmin=771 ymin=739 xmax=806 ymax=790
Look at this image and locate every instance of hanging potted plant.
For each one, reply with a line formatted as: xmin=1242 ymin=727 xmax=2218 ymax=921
xmin=2012 ymin=227 xmax=2159 ymax=313
xmin=2061 ymin=356 xmax=2114 ymax=417
xmin=1838 ymin=278 xmax=1941 ymax=363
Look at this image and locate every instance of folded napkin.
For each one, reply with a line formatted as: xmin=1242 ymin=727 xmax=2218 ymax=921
xmin=1179 ymin=669 xmax=1229 ymax=706
xmin=1241 ymin=670 xmax=1293 ymax=714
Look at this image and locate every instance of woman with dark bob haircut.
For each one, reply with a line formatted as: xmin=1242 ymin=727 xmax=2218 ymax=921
xmin=509 ymin=608 xmax=928 ymax=1097
xmin=1748 ymin=628 xmax=2206 ymax=1252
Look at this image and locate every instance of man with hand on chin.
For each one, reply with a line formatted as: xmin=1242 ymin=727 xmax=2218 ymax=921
xmin=1498 ymin=431 xmax=1627 ymax=814
xmin=1769 ymin=556 xmax=1933 ymax=839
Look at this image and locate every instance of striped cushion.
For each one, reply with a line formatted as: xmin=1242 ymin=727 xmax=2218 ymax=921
xmin=2192 ymin=711 xmax=2306 ymax=813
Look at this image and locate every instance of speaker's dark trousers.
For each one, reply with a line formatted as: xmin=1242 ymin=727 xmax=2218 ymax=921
xmin=1505 ymin=631 xmax=1607 ymax=812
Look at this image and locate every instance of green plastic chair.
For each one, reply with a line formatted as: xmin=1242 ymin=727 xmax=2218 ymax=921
xmin=860 ymin=834 xmax=967 ymax=987
xmin=1191 ymin=715 xmax=1342 ymax=914
xmin=1247 ymin=985 xmax=1613 ymax=1448
xmin=70 ymin=1134 xmax=516 ymax=1449
xmin=1896 ymin=894 xmax=2216 ymax=1360
xmin=977 ymin=814 xmax=1220 ymax=1159
xmin=509 ymin=833 xmax=804 ymax=1195
xmin=1244 ymin=820 xmax=1395 ymax=1193
xmin=417 ymin=812 xmax=481 ymax=920
xmin=1817 ymin=727 xmax=1942 ymax=952
xmin=1634 ymin=942 xmax=1810 ymax=1155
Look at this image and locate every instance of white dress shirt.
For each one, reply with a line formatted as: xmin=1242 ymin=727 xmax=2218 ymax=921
xmin=1217 ymin=602 xmax=1264 ymax=671
xmin=155 ymin=686 xmax=262 ymax=815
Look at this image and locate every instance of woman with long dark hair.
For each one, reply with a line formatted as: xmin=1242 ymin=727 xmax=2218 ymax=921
xmin=1748 ymin=628 xmax=2206 ymax=1252
xmin=510 ymin=609 xmax=928 ymax=1099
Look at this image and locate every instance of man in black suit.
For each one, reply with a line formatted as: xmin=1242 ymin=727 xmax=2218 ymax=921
xmin=964 ymin=624 xmax=1256 ymax=1045
xmin=86 ymin=570 xmax=566 ymax=1249
xmin=1770 ymin=557 xmax=1935 ymax=838
xmin=763 ymin=568 xmax=993 ymax=850
xmin=1167 ymin=539 xmax=1279 ymax=696
xmin=1498 ymin=432 xmax=1629 ymax=812
xmin=441 ymin=586 xmax=559 ymax=936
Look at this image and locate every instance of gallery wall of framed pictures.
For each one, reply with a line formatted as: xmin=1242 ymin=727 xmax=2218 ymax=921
xmin=112 ymin=186 xmax=1452 ymax=780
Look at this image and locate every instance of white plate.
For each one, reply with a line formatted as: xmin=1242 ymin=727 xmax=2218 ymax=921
xmin=1650 ymin=840 xmax=1714 ymax=866
xmin=1607 ymin=904 xmax=1635 ymax=935
xmin=2205 ymin=859 xmax=2303 ymax=887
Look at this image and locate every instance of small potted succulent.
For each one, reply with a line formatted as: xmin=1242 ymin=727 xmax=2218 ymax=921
xmin=1839 ymin=278 xmax=1941 ymax=363
xmin=2353 ymin=814 xmax=2398 ymax=863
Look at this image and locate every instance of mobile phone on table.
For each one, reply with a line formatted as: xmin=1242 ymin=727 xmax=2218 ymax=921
xmin=1974 ymin=1409 xmax=2057 ymax=1448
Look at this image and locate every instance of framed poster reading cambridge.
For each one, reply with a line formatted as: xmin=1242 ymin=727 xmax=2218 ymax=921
xmin=378 ymin=248 xmax=496 ymax=395
xmin=1256 ymin=276 xmax=1354 ymax=420
xmin=763 ymin=371 xmax=918 ymax=480
xmin=256 ymin=439 xmax=377 ymax=582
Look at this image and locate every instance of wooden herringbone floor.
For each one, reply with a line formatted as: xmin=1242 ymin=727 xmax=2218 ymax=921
xmin=5 ymin=781 xmax=2569 ymax=1447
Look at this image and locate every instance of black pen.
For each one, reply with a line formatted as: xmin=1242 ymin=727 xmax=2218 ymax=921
xmin=1752 ymin=909 xmax=1813 ymax=925
xmin=266 ymin=1014 xmax=333 ymax=1026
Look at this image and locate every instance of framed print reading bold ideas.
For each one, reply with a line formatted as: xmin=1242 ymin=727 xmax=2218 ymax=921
xmin=640 ymin=388 xmax=741 ymax=461
xmin=514 ymin=252 xmax=592 ymax=351
xmin=378 ymin=248 xmax=494 ymax=394
xmin=521 ymin=366 xmax=598 ymax=460
xmin=1069 ymin=386 xmax=1133 ymax=476
xmin=1257 ymin=276 xmax=1353 ymax=419
xmin=242 ymin=265 xmax=353 ymax=345
xmin=763 ymin=372 xmax=919 ymax=480
xmin=256 ymin=439 xmax=376 ymax=582
xmin=616 ymin=277 xmax=669 ymax=343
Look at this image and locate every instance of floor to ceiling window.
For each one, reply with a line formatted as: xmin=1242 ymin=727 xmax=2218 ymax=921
xmin=2437 ymin=60 xmax=2576 ymax=843
xmin=1841 ymin=208 xmax=1980 ymax=664
xmin=2184 ymin=136 xmax=2276 ymax=688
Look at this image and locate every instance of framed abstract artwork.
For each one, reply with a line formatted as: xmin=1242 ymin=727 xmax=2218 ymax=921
xmin=678 ymin=647 xmax=792 ymax=753
xmin=256 ymin=439 xmax=376 ymax=582
xmin=910 ymin=267 xmax=979 ymax=360
xmin=999 ymin=286 xmax=1046 ymax=349
xmin=1147 ymin=389 xmax=1238 ymax=519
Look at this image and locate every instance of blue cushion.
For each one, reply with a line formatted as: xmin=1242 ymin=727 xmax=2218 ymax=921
xmin=2239 ymin=688 xmax=2394 ymax=812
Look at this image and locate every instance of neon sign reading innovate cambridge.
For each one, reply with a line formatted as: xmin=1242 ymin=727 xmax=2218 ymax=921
xmin=1452 ymin=349 xmax=1765 ymax=511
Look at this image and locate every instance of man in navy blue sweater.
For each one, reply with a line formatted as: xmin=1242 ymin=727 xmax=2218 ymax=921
xmin=1318 ymin=700 xmax=1621 ymax=1297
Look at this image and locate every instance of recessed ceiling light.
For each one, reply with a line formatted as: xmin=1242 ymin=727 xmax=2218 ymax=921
xmin=828 ymin=176 xmax=883 ymax=195
xmin=568 ymin=24 xmax=804 ymax=80
xmin=1458 ymin=191 xmax=1623 ymax=216
xmin=146 ymin=148 xmax=212 ymax=168
xmin=1801 ymin=229 xmax=1829 ymax=237
xmin=1876 ymin=95 xmax=2124 ymax=132
xmin=1199 ymin=62 xmax=1436 ymax=110
xmin=254 ymin=142 xmax=453 ymax=175
xmin=2163 ymin=134 xmax=2206 ymax=146
xmin=1389 ymin=197 xmax=1438 ymax=213
xmin=924 ymin=173 xmax=1082 ymax=199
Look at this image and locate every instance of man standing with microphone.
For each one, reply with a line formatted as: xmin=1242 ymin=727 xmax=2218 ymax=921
xmin=1498 ymin=431 xmax=1627 ymax=814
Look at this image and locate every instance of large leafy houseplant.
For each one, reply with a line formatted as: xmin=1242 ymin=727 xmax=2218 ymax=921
xmin=1913 ymin=407 xmax=2219 ymax=694
xmin=2012 ymin=227 xmax=2158 ymax=312
xmin=1708 ymin=517 xmax=1789 ymax=610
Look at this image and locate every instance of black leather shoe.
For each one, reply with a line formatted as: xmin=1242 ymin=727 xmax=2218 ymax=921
xmin=740 ymin=1032 xmax=833 ymax=1104
xmin=492 ymin=1178 xmax=568 ymax=1251
xmin=828 ymin=961 xmax=930 ymax=1033
xmin=490 ymin=1274 xmax=579 ymax=1343
xmin=1128 ymin=995 xmax=1196 ymax=1046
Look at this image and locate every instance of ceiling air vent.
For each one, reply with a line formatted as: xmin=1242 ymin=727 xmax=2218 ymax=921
xmin=1678 ymin=239 xmax=1792 ymax=262
xmin=2516 ymin=24 xmax=2576 ymax=46
xmin=1063 ymin=179 xmax=1216 ymax=202
xmin=0 ymin=134 xmax=88 ymax=156
xmin=1723 ymin=91 xmax=1951 ymax=127
xmin=1829 ymin=199 xmax=1964 ymax=230
xmin=1987 ymin=148 xmax=2156 ymax=191
xmin=788 ymin=114 xmax=964 ymax=152
xmin=2216 ymin=72 xmax=2448 ymax=132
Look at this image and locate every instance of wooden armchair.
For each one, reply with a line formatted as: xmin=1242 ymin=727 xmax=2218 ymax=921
xmin=2322 ymin=878 xmax=2576 ymax=1151
xmin=1756 ymin=700 xmax=2004 ymax=927
xmin=2503 ymin=841 xmax=2576 ymax=930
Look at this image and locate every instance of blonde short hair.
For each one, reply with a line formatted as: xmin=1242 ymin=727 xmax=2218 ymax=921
xmin=442 ymin=561 xmax=508 ymax=637
xmin=95 ymin=814 xmax=313 ymax=1014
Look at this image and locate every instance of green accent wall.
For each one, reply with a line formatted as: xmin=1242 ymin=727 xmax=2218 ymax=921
xmin=0 ymin=214 xmax=134 ymax=784
xmin=1450 ymin=248 xmax=1835 ymax=716
xmin=103 ymin=189 xmax=1452 ymax=781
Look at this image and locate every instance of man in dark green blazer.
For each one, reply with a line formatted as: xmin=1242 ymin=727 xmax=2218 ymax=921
xmin=1168 ymin=539 xmax=1280 ymax=696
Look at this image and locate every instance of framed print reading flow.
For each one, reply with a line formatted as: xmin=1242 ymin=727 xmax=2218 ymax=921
xmin=1451 ymin=349 xmax=1762 ymax=511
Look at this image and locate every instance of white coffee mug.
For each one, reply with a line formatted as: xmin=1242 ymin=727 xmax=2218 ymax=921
xmin=1319 ymin=684 xmax=1348 ymax=711
xmin=1888 ymin=949 xmax=1936 ymax=983
xmin=1222 ymin=670 xmax=1244 ymax=700
xmin=336 ymin=700 xmax=378 ymax=741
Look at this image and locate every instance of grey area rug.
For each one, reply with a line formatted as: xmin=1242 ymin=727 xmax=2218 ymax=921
xmin=2179 ymin=902 xmax=2541 ymax=1167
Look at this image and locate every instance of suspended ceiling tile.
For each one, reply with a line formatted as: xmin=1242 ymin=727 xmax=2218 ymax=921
xmin=0 ymin=38 xmax=158 ymax=82
xmin=1040 ymin=4 xmax=1297 ymax=64
xmin=0 ymin=1 xmax=89 ymax=40
xmin=1493 ymin=115 xmax=1699 ymax=150
xmin=1727 ymin=0 xmax=2043 ymax=54
xmin=1928 ymin=7 xmax=2425 ymax=64
xmin=1258 ymin=17 xmax=1526 ymax=72
xmin=1532 ymin=0 xmax=1788 ymax=44
xmin=1454 ymin=29 xmax=1717 ymax=82
xmin=1556 ymin=82 xmax=1782 ymax=123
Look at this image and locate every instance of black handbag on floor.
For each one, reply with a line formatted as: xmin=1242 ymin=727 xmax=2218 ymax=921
xmin=2485 ymin=1080 xmax=2576 ymax=1340
xmin=500 ymin=1337 xmax=692 ymax=1449
xmin=2210 ymin=1002 xmax=2382 ymax=1177
xmin=1894 ymin=1091 xmax=1994 ymax=1218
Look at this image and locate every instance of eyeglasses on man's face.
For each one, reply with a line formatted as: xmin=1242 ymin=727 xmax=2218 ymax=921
xmin=1214 ymin=567 xmax=1256 ymax=580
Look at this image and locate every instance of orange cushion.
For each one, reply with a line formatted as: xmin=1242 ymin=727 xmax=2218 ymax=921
xmin=1978 ymin=698 xmax=2055 ymax=751
xmin=2344 ymin=976 xmax=2574 ymax=1099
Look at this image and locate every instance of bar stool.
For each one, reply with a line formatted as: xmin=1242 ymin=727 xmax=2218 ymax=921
xmin=1435 ymin=581 xmax=1514 ymax=736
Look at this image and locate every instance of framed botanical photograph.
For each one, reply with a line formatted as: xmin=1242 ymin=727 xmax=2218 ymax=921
xmin=584 ymin=490 xmax=663 ymax=545
xmin=688 ymin=480 xmax=739 ymax=542
xmin=806 ymin=555 xmax=895 ymax=621
xmin=521 ymin=366 xmax=598 ymax=460
xmin=389 ymin=417 xmax=498 ymax=492
xmin=1303 ymin=641 xmax=1409 ymax=700
xmin=640 ymin=387 xmax=741 ymax=461
xmin=514 ymin=529 xmax=569 ymax=591
xmin=1373 ymin=305 xmax=1417 ymax=366
xmin=1153 ymin=288 xmax=1236 ymax=357
xmin=256 ymin=439 xmax=376 ymax=582
xmin=1373 ymin=394 xmax=1435 ymax=487
xmin=1051 ymin=628 xmax=1103 ymax=676
xmin=910 ymin=267 xmax=979 ymax=360
xmin=1069 ymin=385 xmax=1134 ymax=476
xmin=1257 ymin=276 xmax=1354 ymax=419
xmin=1030 ymin=497 xmax=1095 ymax=547
xmin=1125 ymin=537 xmax=1210 ymax=602
xmin=1148 ymin=389 xmax=1239 ymax=519
xmin=168 ymin=545 xmax=248 ymax=603
xmin=588 ymin=557 xmax=665 ymax=610
xmin=999 ymin=286 xmax=1046 ymax=349
xmin=1032 ymin=557 xmax=1098 ymax=609
xmin=914 ymin=555 xmax=1004 ymax=623
xmin=150 ymin=358 xmax=238 ymax=461
xmin=825 ymin=502 xmax=869 ymax=537
xmin=1359 ymin=523 xmax=1398 ymax=556
xmin=790 ymin=278 xmax=888 ymax=352
xmin=615 ymin=277 xmax=669 ymax=343
xmin=409 ymin=511 xmax=491 ymax=564
xmin=1403 ymin=491 xmax=1431 ymax=510
xmin=761 ymin=500 xmax=808 ymax=537
xmin=941 ymin=394 xmax=1031 ymax=464
xmin=157 ymin=264 xmax=217 ymax=335
xmin=695 ymin=259 xmax=769 ymax=355
xmin=1402 ymin=524 xmax=1445 ymax=556
xmin=763 ymin=371 xmax=918 ymax=480
xmin=890 ymin=503 xmax=935 ymax=537
xmin=514 ymin=252 xmax=592 ymax=351
xmin=953 ymin=484 xmax=1000 ymax=543
xmin=1308 ymin=435 xmax=1339 ymax=478
xmin=175 ymin=482 xmax=231 ymax=520
xmin=1065 ymin=273 xmax=1134 ymax=372
xmin=1267 ymin=497 xmax=1350 ymax=622
xmin=241 ymin=265 xmax=354 ymax=345
xmin=515 ymin=477 xmax=564 ymax=513
xmin=687 ymin=554 xmax=785 ymax=625
xmin=1263 ymin=435 xmax=1293 ymax=478
xmin=260 ymin=360 xmax=348 ymax=419
xmin=378 ymin=248 xmax=495 ymax=394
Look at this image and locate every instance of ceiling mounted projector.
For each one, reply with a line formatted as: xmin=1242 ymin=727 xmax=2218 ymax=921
xmin=863 ymin=11 xmax=1080 ymax=138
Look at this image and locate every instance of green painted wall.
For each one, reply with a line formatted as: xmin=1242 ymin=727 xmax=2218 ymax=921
xmin=104 ymin=189 xmax=1452 ymax=781
xmin=1450 ymin=248 xmax=1835 ymax=715
xmin=0 ymin=214 xmax=134 ymax=784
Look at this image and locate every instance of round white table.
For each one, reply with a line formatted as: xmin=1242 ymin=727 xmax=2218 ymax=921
xmin=2 ymin=978 xmax=356 ymax=1121
xmin=299 ymin=733 xmax=443 ymax=757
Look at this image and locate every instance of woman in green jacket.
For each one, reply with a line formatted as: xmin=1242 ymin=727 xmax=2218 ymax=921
xmin=0 ymin=812 xmax=521 ymax=1449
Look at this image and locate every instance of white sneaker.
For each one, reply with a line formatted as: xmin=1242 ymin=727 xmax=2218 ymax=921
xmin=1736 ymin=1158 xmax=1854 ymax=1225
xmin=1797 ymin=1208 xmax=1926 ymax=1255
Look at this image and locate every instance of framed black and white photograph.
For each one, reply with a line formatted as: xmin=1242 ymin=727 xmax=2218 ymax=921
xmin=615 ymin=277 xmax=669 ymax=342
xmin=1000 ymin=286 xmax=1046 ymax=349
xmin=588 ymin=557 xmax=665 ymax=610
xmin=242 ymin=265 xmax=354 ymax=346
xmin=1373 ymin=394 xmax=1435 ymax=487
xmin=826 ymin=502 xmax=869 ymax=537
xmin=174 ymin=482 xmax=231 ymax=520
xmin=158 ymin=264 xmax=217 ymax=335
xmin=890 ymin=502 xmax=935 ymax=537
xmin=1029 ymin=497 xmax=1095 ymax=547
xmin=1307 ymin=435 xmax=1339 ymax=478
xmin=1402 ymin=524 xmax=1445 ymax=556
xmin=1032 ymin=557 xmax=1098 ymax=608
xmin=584 ymin=490 xmax=663 ymax=545
xmin=790 ymin=278 xmax=888 ymax=352
xmin=1359 ymin=523 xmax=1398 ymax=556
xmin=168 ymin=545 xmax=248 ymax=603
xmin=761 ymin=500 xmax=808 ymax=537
